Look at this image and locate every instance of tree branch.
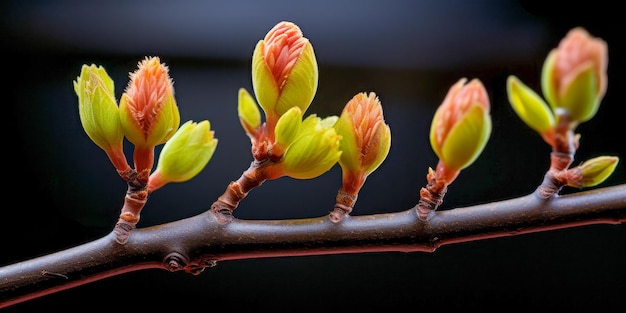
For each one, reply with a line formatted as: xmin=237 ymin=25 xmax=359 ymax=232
xmin=1 ymin=183 xmax=624 ymax=309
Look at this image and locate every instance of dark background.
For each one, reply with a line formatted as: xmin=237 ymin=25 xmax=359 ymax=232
xmin=2 ymin=0 xmax=625 ymax=311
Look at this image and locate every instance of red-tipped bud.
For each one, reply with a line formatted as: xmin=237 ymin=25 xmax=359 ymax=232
xmin=252 ymin=21 xmax=318 ymax=141
xmin=334 ymin=92 xmax=391 ymax=195
xmin=119 ymin=56 xmax=181 ymax=174
xmin=429 ymin=78 xmax=492 ymax=184
xmin=542 ymin=27 xmax=608 ymax=125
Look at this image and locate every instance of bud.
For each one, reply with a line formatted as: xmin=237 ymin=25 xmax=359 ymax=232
xmin=541 ymin=27 xmax=607 ymax=125
xmin=73 ymin=64 xmax=130 ymax=172
xmin=507 ymin=75 xmax=556 ymax=146
xmin=566 ymin=156 xmax=619 ymax=188
xmin=265 ymin=115 xmax=341 ymax=180
xmin=273 ymin=106 xmax=303 ymax=156
xmin=429 ymin=78 xmax=492 ymax=183
xmin=119 ymin=56 xmax=181 ymax=172
xmin=334 ymin=92 xmax=391 ymax=194
xmin=238 ymin=87 xmax=262 ymax=137
xmin=252 ymin=21 xmax=318 ymax=140
xmin=147 ymin=120 xmax=218 ymax=192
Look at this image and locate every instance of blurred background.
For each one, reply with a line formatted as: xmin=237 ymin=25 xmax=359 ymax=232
xmin=2 ymin=0 xmax=625 ymax=311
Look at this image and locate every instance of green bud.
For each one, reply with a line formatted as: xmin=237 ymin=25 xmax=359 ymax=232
xmin=148 ymin=120 xmax=218 ymax=192
xmin=238 ymin=87 xmax=261 ymax=136
xmin=74 ymin=64 xmax=130 ymax=172
xmin=579 ymin=156 xmax=619 ymax=188
xmin=274 ymin=107 xmax=303 ymax=155
xmin=73 ymin=64 xmax=123 ymax=153
xmin=267 ymin=115 xmax=341 ymax=180
xmin=507 ymin=75 xmax=555 ymax=140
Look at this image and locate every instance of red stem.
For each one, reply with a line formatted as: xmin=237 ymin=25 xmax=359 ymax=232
xmin=211 ymin=160 xmax=268 ymax=223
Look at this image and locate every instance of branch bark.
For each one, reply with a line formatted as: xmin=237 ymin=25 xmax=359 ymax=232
xmin=1 ymin=183 xmax=624 ymax=309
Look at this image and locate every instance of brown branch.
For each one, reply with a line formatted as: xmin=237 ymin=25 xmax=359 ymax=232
xmin=1 ymin=183 xmax=624 ymax=308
